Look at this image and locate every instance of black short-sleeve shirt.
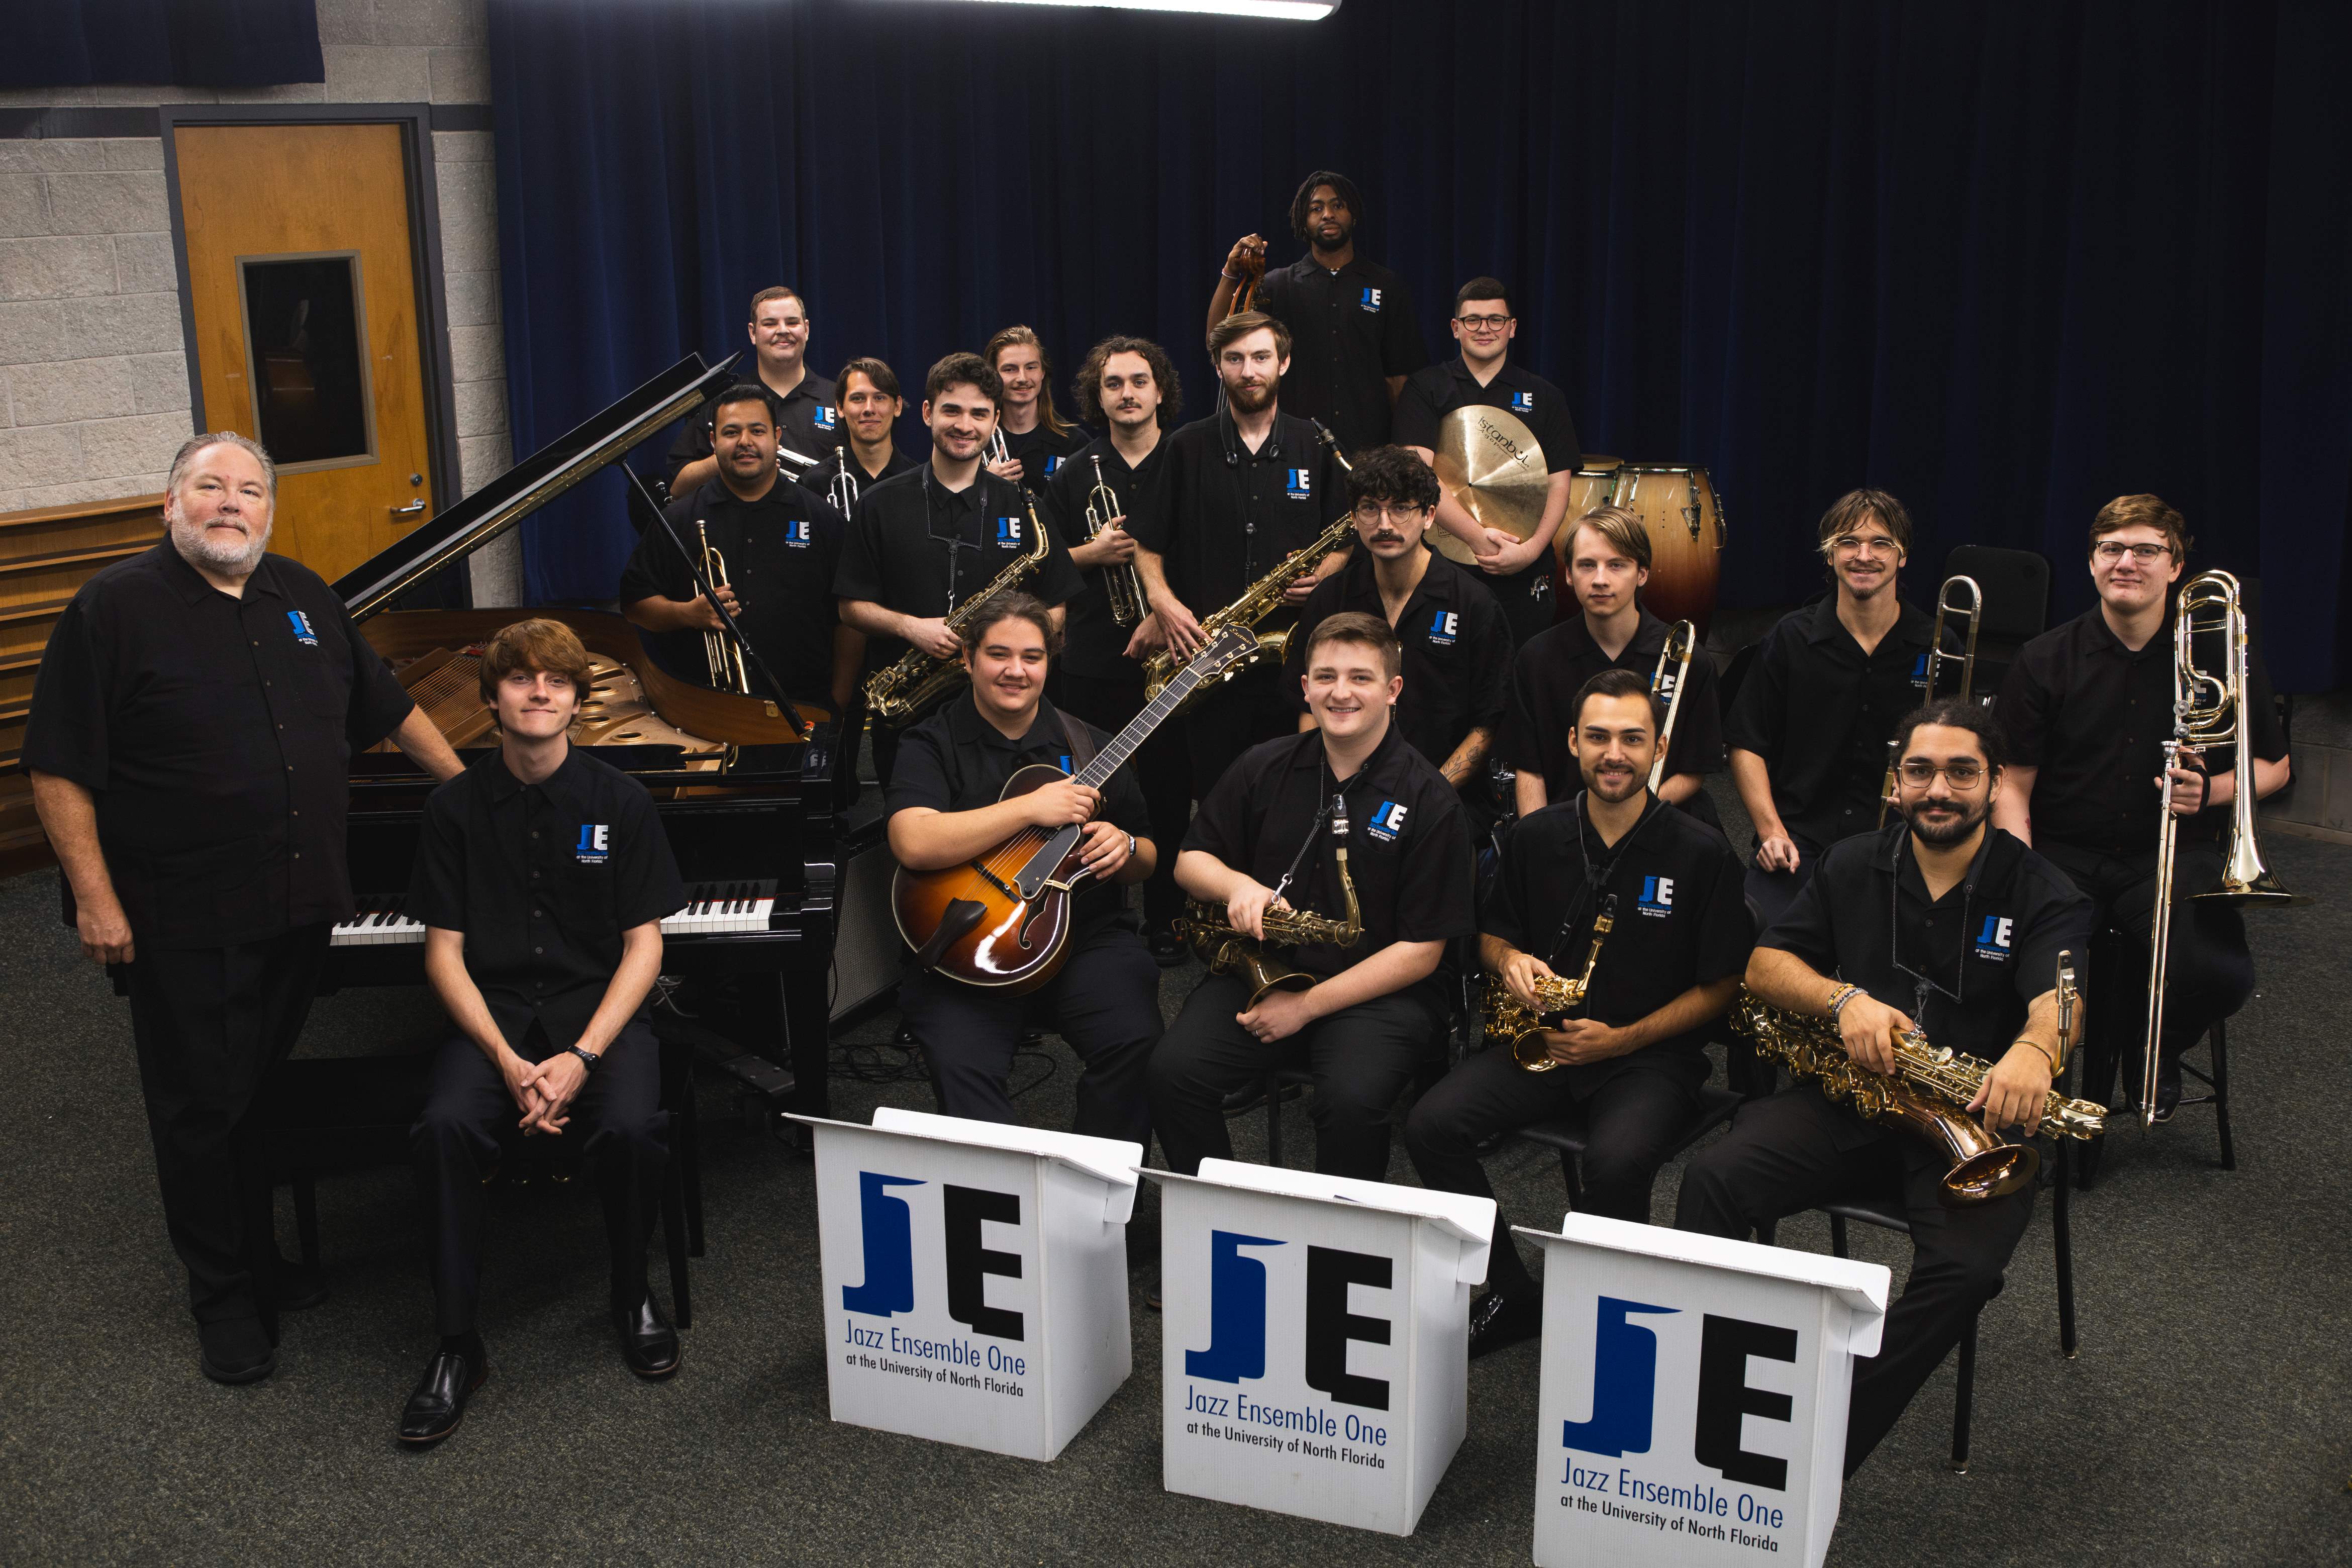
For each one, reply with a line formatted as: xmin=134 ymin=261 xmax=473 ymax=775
xmin=617 ymin=476 xmax=848 ymax=706
xmin=1126 ymin=410 xmax=1347 ymax=635
xmin=24 ymin=542 xmax=416 ymax=948
xmin=1253 ymin=255 xmax=1429 ymax=453
xmin=664 ymin=372 xmax=840 ymax=489
xmin=408 ymin=746 xmax=686 ymax=1050
xmin=1182 ymin=722 xmax=1476 ymax=985
xmin=1035 ymin=433 xmax=1170 ymax=678
xmin=1759 ymin=822 xmax=2092 ymax=1070
xmin=802 ymin=443 xmax=917 ymax=505
xmin=1002 ymin=421 xmax=1092 ymax=494
xmin=1279 ymin=548 xmax=1512 ymax=770
xmin=831 ymin=465 xmax=1085 ymax=668
xmin=1724 ymin=594 xmax=1958 ymax=848
xmin=1391 ymin=356 xmax=1583 ymax=475
xmin=1997 ymin=605 xmax=2288 ymax=857
xmin=1484 ymin=796 xmax=1754 ymax=1087
xmin=886 ymin=694 xmax=1153 ymax=941
xmin=1500 ymin=608 xmax=1727 ymax=798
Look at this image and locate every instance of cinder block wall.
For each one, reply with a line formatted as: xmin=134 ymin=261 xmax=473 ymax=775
xmin=0 ymin=0 xmax=519 ymax=604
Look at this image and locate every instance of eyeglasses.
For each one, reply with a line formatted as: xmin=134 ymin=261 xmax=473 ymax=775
xmin=1454 ymin=314 xmax=1513 ymax=331
xmin=2094 ymin=541 xmax=2172 ymax=563
xmin=1830 ymin=534 xmax=1901 ymax=557
xmin=1352 ymin=502 xmax=1430 ymax=524
xmin=1897 ymin=760 xmax=1987 ymax=788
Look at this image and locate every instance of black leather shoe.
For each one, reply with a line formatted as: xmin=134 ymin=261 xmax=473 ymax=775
xmin=1467 ymin=1289 xmax=1542 ymax=1360
xmin=399 ymin=1346 xmax=487 ymax=1446
xmin=198 ymin=1317 xmax=277 ymax=1385
xmin=1148 ymin=930 xmax=1188 ymax=968
xmin=2152 ymin=1058 xmax=2184 ymax=1123
xmin=614 ymin=1295 xmax=681 ymax=1379
xmin=273 ymin=1253 xmax=328 ymax=1312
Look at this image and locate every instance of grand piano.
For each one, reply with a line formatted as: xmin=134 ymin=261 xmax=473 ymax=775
xmin=321 ymin=354 xmax=839 ymax=1117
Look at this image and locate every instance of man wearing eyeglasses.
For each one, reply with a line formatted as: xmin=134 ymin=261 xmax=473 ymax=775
xmin=1726 ymin=489 xmax=1959 ymax=927
xmin=1993 ymin=495 xmax=2289 ymax=1121
xmin=1392 ymin=278 xmax=1583 ymax=644
xmin=1279 ymin=446 xmax=1513 ymax=801
xmin=1677 ymin=698 xmax=2090 ymax=1476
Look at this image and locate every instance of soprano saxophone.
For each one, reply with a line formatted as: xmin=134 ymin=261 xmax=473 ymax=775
xmin=1731 ymin=983 xmax=2107 ymax=1206
xmin=862 ymin=496 xmax=1052 ymax=727
xmin=1173 ymin=795 xmax=1363 ymax=1007
xmin=1483 ymin=896 xmax=1618 ymax=1072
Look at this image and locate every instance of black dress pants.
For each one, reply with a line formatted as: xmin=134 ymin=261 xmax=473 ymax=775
xmin=1405 ymin=1045 xmax=1705 ymax=1294
xmin=1673 ymin=1085 xmax=2036 ymax=1476
xmin=1149 ymin=971 xmax=1445 ymax=1182
xmin=410 ymin=1020 xmax=667 ymax=1337
xmin=121 ymin=922 xmax=333 ymax=1326
xmin=897 ymin=926 xmax=1162 ymax=1148
xmin=1056 ymin=667 xmax=1194 ymax=935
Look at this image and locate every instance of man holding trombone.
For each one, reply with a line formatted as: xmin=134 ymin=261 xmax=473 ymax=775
xmin=1994 ymin=495 xmax=2291 ymax=1121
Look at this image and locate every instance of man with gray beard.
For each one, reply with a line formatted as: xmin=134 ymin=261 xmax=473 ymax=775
xmin=26 ymin=432 xmax=461 ymax=1385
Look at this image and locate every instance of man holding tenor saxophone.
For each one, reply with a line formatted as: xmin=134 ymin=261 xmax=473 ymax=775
xmin=1676 ymin=698 xmax=2092 ymax=1476
xmin=1993 ymin=495 xmax=2290 ymax=1121
xmin=1405 ymin=668 xmax=1752 ymax=1357
xmin=1148 ymin=613 xmax=1475 ymax=1183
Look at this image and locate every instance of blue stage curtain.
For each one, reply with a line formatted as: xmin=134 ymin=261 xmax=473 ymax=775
xmin=488 ymin=0 xmax=2352 ymax=690
xmin=3 ymin=0 xmax=325 ymax=88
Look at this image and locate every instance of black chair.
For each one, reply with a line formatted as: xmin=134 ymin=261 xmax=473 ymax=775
xmin=2072 ymin=925 xmax=2237 ymax=1190
xmin=1941 ymin=544 xmax=2050 ymax=698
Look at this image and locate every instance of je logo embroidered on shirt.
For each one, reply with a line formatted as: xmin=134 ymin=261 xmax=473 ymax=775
xmin=1638 ymin=875 xmax=1676 ymax=919
xmin=996 ymin=515 xmax=1023 ymax=545
xmin=1042 ymin=454 xmax=1063 ymax=477
xmin=1428 ymin=609 xmax=1459 ymax=646
xmin=814 ymin=405 xmax=838 ymax=431
xmin=1510 ymin=391 xmax=1535 ymax=412
xmin=1359 ymin=286 xmax=1383 ymax=312
xmin=575 ymin=824 xmax=610 ymax=865
xmin=1286 ymin=468 xmax=1313 ymax=501
xmin=786 ymin=518 xmax=813 ymax=548
xmin=1974 ymin=915 xmax=2014 ymax=962
xmin=1367 ymin=801 xmax=1409 ymax=842
xmin=286 ymin=610 xmax=318 ymax=647
xmin=1910 ymin=653 xmax=1931 ymax=690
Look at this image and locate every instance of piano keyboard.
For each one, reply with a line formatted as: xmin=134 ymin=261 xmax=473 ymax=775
xmin=331 ymin=880 xmax=781 ymax=946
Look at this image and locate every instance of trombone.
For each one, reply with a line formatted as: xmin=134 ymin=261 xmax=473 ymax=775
xmin=1085 ymin=454 xmax=1145 ymax=627
xmin=696 ymin=519 xmax=749 ymax=694
xmin=2141 ymin=570 xmax=2297 ymax=1127
xmin=1878 ymin=573 xmax=1985 ymax=827
xmin=1648 ymin=620 xmax=1697 ymax=793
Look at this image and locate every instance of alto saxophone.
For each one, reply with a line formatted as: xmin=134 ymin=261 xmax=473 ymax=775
xmin=1483 ymin=896 xmax=1618 ymax=1072
xmin=1173 ymin=795 xmax=1363 ymax=1007
xmin=862 ymin=496 xmax=1052 ymax=727
xmin=1732 ymin=987 xmax=2108 ymax=1206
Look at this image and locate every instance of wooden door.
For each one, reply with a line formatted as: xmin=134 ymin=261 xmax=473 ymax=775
xmin=173 ymin=124 xmax=435 ymax=580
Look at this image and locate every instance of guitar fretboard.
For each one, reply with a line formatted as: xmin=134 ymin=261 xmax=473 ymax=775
xmin=1073 ymin=639 xmax=1237 ymax=786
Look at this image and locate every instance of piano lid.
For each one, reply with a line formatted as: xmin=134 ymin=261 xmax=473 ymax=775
xmin=334 ymin=352 xmax=740 ymax=619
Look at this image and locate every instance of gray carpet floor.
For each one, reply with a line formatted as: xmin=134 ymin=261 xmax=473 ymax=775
xmin=4 ymin=780 xmax=2348 ymax=1566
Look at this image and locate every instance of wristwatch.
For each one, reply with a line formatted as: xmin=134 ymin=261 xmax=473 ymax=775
xmin=566 ymin=1045 xmax=602 ymax=1073
xmin=1125 ymin=833 xmax=1137 ymax=858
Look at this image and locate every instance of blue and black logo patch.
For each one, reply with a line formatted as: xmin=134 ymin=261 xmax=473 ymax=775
xmin=1637 ymin=875 xmax=1676 ymax=918
xmin=286 ymin=610 xmax=318 ymax=647
xmin=995 ymin=515 xmax=1023 ymax=546
xmin=1974 ymin=915 xmax=2013 ymax=962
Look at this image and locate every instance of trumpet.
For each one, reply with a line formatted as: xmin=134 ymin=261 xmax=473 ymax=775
xmin=1484 ymin=895 xmax=1618 ymax=1071
xmin=1647 ymin=621 xmax=1696 ymax=793
xmin=862 ymin=497 xmax=1052 ymax=726
xmin=1733 ymin=987 xmax=2108 ymax=1206
xmin=825 ymin=444 xmax=859 ymax=515
xmin=1174 ymin=794 xmax=1363 ymax=1007
xmin=696 ymin=520 xmax=749 ymax=694
xmin=1085 ymin=454 xmax=1145 ymax=627
xmin=778 ymin=445 xmax=823 ymax=483
xmin=986 ymin=428 xmax=1011 ymax=471
xmin=1879 ymin=573 xmax=1985 ymax=827
xmin=2141 ymin=570 xmax=2298 ymax=1127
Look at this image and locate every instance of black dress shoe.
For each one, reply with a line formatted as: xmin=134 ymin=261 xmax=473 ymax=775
xmin=1148 ymin=930 xmax=1188 ymax=969
xmin=614 ymin=1295 xmax=681 ymax=1379
xmin=1467 ymin=1289 xmax=1542 ymax=1360
xmin=273 ymin=1253 xmax=328 ymax=1312
xmin=399 ymin=1346 xmax=488 ymax=1446
xmin=2151 ymin=1059 xmax=2184 ymax=1123
xmin=198 ymin=1317 xmax=277 ymax=1385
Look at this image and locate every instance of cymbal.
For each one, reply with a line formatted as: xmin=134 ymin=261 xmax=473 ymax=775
xmin=1430 ymin=405 xmax=1549 ymax=565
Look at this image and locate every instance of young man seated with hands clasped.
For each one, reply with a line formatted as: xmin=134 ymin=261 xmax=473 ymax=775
xmin=400 ymin=619 xmax=690 ymax=1447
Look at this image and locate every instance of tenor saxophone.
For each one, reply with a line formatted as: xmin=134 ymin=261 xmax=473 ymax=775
xmin=1483 ymin=896 xmax=1618 ymax=1072
xmin=862 ymin=497 xmax=1052 ymax=727
xmin=1732 ymin=988 xmax=2108 ymax=1205
xmin=1173 ymin=795 xmax=1363 ymax=1007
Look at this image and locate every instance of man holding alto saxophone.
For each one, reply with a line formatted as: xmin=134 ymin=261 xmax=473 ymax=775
xmin=1405 ymin=668 xmax=1752 ymax=1357
xmin=1676 ymin=698 xmax=2092 ymax=1476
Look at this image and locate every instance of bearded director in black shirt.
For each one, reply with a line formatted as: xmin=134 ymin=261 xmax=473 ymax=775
xmin=25 ymin=432 xmax=462 ymax=1386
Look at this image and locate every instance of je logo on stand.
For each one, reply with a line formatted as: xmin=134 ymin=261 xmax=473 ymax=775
xmin=574 ymin=824 xmax=609 ymax=864
xmin=1562 ymin=1295 xmax=1798 ymax=1490
xmin=843 ymin=1171 xmax=1026 ymax=1340
xmin=1973 ymin=915 xmax=2014 ymax=962
xmin=1184 ymin=1230 xmax=1393 ymax=1410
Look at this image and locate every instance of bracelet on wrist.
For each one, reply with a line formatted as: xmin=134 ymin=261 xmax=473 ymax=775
xmin=1221 ymin=270 xmax=1242 ymax=281
xmin=1826 ymin=984 xmax=1863 ymax=1021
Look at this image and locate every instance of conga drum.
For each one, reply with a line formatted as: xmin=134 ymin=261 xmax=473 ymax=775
xmin=1550 ymin=461 xmax=1724 ymax=632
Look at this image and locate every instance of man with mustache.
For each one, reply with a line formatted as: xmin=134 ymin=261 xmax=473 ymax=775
xmin=1993 ymin=495 xmax=2289 ymax=1121
xmin=1129 ymin=312 xmax=1349 ymax=799
xmin=802 ymin=357 xmax=917 ymax=503
xmin=1279 ymin=444 xmax=1513 ymax=806
xmin=1207 ymin=169 xmax=1428 ymax=453
xmin=667 ymin=285 xmax=838 ymax=492
xmin=982 ymin=326 xmax=1090 ymax=492
xmin=1405 ymin=668 xmax=1751 ymax=1356
xmin=25 ymin=433 xmax=463 ymax=1385
xmin=1676 ymin=698 xmax=2090 ymax=1476
xmin=885 ymin=593 xmax=1160 ymax=1143
xmin=1149 ymin=613 xmax=1476 ymax=1183
xmin=834 ymin=352 xmax=1086 ymax=783
xmin=1393 ymin=277 xmax=1584 ymax=644
xmin=1727 ymin=489 xmax=1958 ymax=927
